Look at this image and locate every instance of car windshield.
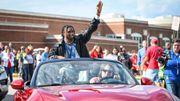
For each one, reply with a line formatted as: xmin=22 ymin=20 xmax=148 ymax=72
xmin=35 ymin=60 xmax=137 ymax=87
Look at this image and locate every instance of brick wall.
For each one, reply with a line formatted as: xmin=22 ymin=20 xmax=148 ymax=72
xmin=0 ymin=10 xmax=173 ymax=52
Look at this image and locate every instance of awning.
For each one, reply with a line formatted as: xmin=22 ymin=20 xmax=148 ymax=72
xmin=131 ymin=33 xmax=142 ymax=37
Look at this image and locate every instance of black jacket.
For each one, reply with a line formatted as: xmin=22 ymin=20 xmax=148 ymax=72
xmin=49 ymin=18 xmax=100 ymax=58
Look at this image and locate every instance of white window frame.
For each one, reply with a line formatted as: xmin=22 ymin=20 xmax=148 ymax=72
xmin=143 ymin=29 xmax=148 ymax=36
xmin=126 ymin=28 xmax=132 ymax=35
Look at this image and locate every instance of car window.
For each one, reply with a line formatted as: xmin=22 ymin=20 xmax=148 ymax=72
xmin=35 ymin=60 xmax=137 ymax=87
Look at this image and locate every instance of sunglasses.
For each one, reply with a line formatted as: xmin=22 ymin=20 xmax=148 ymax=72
xmin=102 ymin=69 xmax=112 ymax=73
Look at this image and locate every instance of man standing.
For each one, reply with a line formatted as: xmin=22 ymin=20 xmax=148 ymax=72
xmin=141 ymin=38 xmax=163 ymax=83
xmin=49 ymin=1 xmax=103 ymax=58
xmin=137 ymin=40 xmax=147 ymax=67
xmin=137 ymin=40 xmax=147 ymax=75
xmin=41 ymin=46 xmax=49 ymax=62
xmin=16 ymin=46 xmax=26 ymax=77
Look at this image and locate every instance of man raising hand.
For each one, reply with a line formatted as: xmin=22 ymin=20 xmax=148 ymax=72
xmin=49 ymin=1 xmax=103 ymax=59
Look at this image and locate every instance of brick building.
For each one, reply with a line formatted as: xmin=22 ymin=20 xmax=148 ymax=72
xmin=0 ymin=9 xmax=173 ymax=52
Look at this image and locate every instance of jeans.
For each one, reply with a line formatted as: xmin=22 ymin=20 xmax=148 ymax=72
xmin=166 ymin=81 xmax=180 ymax=98
xmin=4 ymin=66 xmax=14 ymax=82
xmin=18 ymin=62 xmax=23 ymax=77
xmin=22 ymin=64 xmax=34 ymax=82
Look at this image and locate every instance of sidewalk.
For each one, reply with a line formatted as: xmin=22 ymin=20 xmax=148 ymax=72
xmin=135 ymin=75 xmax=141 ymax=80
xmin=12 ymin=73 xmax=18 ymax=79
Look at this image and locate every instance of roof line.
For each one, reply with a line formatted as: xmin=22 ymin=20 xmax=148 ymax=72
xmin=0 ymin=9 xmax=92 ymax=21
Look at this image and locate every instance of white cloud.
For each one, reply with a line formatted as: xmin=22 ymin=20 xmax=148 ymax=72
xmin=135 ymin=0 xmax=180 ymax=18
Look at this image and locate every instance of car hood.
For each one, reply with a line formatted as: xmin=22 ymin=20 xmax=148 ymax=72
xmin=36 ymin=84 xmax=173 ymax=101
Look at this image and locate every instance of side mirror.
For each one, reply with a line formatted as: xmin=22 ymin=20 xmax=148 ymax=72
xmin=11 ymin=79 xmax=24 ymax=90
xmin=140 ymin=77 xmax=153 ymax=85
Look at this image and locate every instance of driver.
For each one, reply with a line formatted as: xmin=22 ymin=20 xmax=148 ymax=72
xmin=89 ymin=64 xmax=114 ymax=83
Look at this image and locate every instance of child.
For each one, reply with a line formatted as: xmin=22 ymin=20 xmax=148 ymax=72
xmin=130 ymin=50 xmax=139 ymax=76
xmin=156 ymin=57 xmax=166 ymax=87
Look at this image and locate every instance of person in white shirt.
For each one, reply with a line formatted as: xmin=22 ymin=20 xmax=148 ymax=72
xmin=1 ymin=46 xmax=15 ymax=82
xmin=36 ymin=50 xmax=42 ymax=67
xmin=22 ymin=45 xmax=34 ymax=82
xmin=105 ymin=48 xmax=119 ymax=61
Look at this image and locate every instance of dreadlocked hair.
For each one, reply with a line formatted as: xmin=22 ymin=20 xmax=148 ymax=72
xmin=61 ymin=25 xmax=75 ymax=38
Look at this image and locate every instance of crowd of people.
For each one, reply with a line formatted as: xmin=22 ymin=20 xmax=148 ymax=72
xmin=0 ymin=41 xmax=140 ymax=84
xmin=1 ymin=38 xmax=180 ymax=99
xmin=0 ymin=43 xmax=50 ymax=82
xmin=88 ymin=38 xmax=180 ymax=98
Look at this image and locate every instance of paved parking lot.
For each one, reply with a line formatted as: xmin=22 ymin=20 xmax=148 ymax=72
xmin=3 ymin=73 xmax=18 ymax=101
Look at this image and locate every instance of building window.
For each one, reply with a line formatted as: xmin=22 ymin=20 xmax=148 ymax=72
xmin=106 ymin=34 xmax=115 ymax=38
xmin=162 ymin=37 xmax=170 ymax=48
xmin=96 ymin=32 xmax=101 ymax=36
xmin=106 ymin=34 xmax=122 ymax=39
xmin=115 ymin=36 xmax=122 ymax=39
xmin=132 ymin=37 xmax=142 ymax=42
xmin=143 ymin=29 xmax=148 ymax=36
xmin=126 ymin=28 xmax=132 ymax=35
xmin=131 ymin=33 xmax=142 ymax=41
xmin=159 ymin=33 xmax=163 ymax=38
xmin=131 ymin=33 xmax=142 ymax=49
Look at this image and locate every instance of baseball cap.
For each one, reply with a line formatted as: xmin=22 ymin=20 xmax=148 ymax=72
xmin=151 ymin=38 xmax=158 ymax=44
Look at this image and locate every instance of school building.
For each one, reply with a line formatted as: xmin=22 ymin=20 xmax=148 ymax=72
xmin=0 ymin=9 xmax=173 ymax=52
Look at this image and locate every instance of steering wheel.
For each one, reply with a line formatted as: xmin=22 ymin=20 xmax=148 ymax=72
xmin=100 ymin=77 xmax=126 ymax=84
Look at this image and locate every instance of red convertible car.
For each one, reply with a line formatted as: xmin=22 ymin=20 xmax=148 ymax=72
xmin=11 ymin=58 xmax=179 ymax=101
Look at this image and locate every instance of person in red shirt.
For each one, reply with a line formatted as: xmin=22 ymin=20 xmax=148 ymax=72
xmin=130 ymin=50 xmax=138 ymax=76
xmin=90 ymin=45 xmax=103 ymax=58
xmin=140 ymin=38 xmax=164 ymax=83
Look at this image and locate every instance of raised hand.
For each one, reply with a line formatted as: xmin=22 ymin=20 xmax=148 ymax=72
xmin=96 ymin=0 xmax=103 ymax=17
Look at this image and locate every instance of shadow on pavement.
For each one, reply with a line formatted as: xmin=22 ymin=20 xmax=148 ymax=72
xmin=2 ymin=94 xmax=13 ymax=101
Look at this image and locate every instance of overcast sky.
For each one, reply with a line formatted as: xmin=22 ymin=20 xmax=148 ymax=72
xmin=0 ymin=0 xmax=179 ymax=19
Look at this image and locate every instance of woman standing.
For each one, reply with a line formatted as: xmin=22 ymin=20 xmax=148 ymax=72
xmin=90 ymin=45 xmax=103 ymax=58
xmin=1 ymin=46 xmax=15 ymax=82
xmin=164 ymin=39 xmax=180 ymax=98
